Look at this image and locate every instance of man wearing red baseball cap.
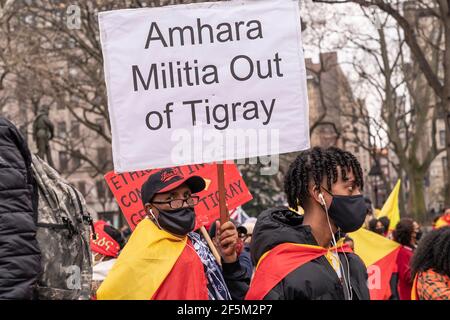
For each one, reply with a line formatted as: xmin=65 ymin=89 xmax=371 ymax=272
xmin=97 ymin=167 xmax=250 ymax=300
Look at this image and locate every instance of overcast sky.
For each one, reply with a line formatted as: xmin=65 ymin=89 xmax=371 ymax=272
xmin=300 ymin=0 xmax=401 ymax=123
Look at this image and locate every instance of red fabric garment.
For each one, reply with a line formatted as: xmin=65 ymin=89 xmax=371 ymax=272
xmin=369 ymin=247 xmax=400 ymax=300
xmin=152 ymin=239 xmax=209 ymax=300
xmin=396 ymin=245 xmax=414 ymax=300
xmin=245 ymin=243 xmax=353 ymax=300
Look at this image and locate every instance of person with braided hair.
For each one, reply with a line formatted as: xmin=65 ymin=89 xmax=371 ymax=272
xmin=245 ymin=146 xmax=370 ymax=300
xmin=392 ymin=218 xmax=421 ymax=300
xmin=411 ymin=226 xmax=450 ymax=300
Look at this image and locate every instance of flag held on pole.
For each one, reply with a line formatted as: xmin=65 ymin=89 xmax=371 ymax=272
xmin=377 ymin=179 xmax=401 ymax=231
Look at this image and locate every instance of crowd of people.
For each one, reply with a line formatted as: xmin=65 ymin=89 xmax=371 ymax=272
xmin=1 ymin=116 xmax=450 ymax=300
xmin=90 ymin=147 xmax=450 ymax=300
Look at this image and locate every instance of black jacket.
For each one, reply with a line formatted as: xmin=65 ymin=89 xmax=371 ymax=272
xmin=222 ymin=259 xmax=250 ymax=300
xmin=251 ymin=207 xmax=370 ymax=300
xmin=0 ymin=117 xmax=41 ymax=299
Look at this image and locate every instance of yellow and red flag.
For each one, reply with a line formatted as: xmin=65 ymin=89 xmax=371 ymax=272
xmin=377 ymin=179 xmax=401 ymax=231
xmin=434 ymin=214 xmax=450 ymax=229
xmin=245 ymin=243 xmax=353 ymax=300
xmin=349 ymin=228 xmax=401 ymax=300
xmin=96 ymin=218 xmax=208 ymax=300
xmin=246 ymin=229 xmax=400 ymax=300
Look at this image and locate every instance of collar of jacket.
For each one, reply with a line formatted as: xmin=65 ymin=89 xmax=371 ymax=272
xmin=250 ymin=207 xmax=344 ymax=266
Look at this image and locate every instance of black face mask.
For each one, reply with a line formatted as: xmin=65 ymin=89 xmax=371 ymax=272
xmin=151 ymin=207 xmax=196 ymax=237
xmin=325 ymin=194 xmax=367 ymax=233
xmin=416 ymin=230 xmax=423 ymax=241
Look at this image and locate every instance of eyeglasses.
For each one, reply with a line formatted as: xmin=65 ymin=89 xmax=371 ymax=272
xmin=152 ymin=196 xmax=200 ymax=209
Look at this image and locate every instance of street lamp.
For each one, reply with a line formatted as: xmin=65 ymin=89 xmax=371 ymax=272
xmin=369 ymin=162 xmax=383 ymax=209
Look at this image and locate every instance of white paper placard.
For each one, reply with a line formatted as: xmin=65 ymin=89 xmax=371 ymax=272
xmin=99 ymin=0 xmax=310 ymax=172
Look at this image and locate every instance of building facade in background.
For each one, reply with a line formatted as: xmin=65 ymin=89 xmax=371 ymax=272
xmin=306 ymin=52 xmax=373 ymax=200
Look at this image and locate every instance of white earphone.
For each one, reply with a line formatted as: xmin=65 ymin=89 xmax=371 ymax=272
xmin=319 ymin=193 xmax=326 ymax=206
xmin=147 ymin=208 xmax=163 ymax=230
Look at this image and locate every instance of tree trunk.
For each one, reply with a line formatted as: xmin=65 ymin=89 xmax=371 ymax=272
xmin=398 ymin=175 xmax=407 ymax=219
xmin=407 ymin=171 xmax=427 ymax=223
xmin=444 ymin=12 xmax=450 ymax=207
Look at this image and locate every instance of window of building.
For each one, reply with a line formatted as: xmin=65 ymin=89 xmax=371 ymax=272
xmin=78 ymin=181 xmax=86 ymax=195
xmin=439 ymin=130 xmax=446 ymax=148
xmin=96 ymin=180 xmax=106 ymax=199
xmin=70 ymin=94 xmax=81 ymax=104
xmin=72 ymin=155 xmax=81 ymax=170
xmin=59 ymin=152 xmax=68 ymax=172
xmin=443 ymin=157 xmax=448 ymax=174
xmin=97 ymin=147 xmax=107 ymax=167
xmin=24 ymin=14 xmax=35 ymax=25
xmin=68 ymin=38 xmax=77 ymax=49
xmin=57 ymin=121 xmax=67 ymax=138
xmin=57 ymin=101 xmax=65 ymax=110
xmin=71 ymin=121 xmax=80 ymax=138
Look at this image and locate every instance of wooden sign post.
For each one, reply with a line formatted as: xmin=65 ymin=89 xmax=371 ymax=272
xmin=217 ymin=162 xmax=229 ymax=225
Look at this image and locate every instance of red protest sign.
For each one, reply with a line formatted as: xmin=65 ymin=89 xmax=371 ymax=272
xmin=104 ymin=163 xmax=253 ymax=231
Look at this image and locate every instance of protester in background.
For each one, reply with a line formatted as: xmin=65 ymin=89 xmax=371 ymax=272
xmin=411 ymin=226 xmax=450 ymax=300
xmin=363 ymin=197 xmax=374 ymax=229
xmin=246 ymin=147 xmax=370 ymax=300
xmin=0 ymin=117 xmax=41 ymax=299
xmin=241 ymin=218 xmax=256 ymax=276
xmin=91 ymin=220 xmax=125 ymax=295
xmin=344 ymin=236 xmax=355 ymax=251
xmin=413 ymin=221 xmax=423 ymax=246
xmin=368 ymin=218 xmax=385 ymax=235
xmin=209 ymin=219 xmax=253 ymax=279
xmin=379 ymin=216 xmax=391 ymax=238
xmin=429 ymin=208 xmax=436 ymax=220
xmin=236 ymin=224 xmax=248 ymax=243
xmin=368 ymin=218 xmax=377 ymax=233
xmin=120 ymin=225 xmax=131 ymax=242
xmin=392 ymin=218 xmax=420 ymax=300
xmin=241 ymin=218 xmax=256 ymax=246
xmin=97 ymin=168 xmax=249 ymax=300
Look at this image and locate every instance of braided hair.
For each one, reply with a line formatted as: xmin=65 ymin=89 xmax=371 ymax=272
xmin=284 ymin=146 xmax=364 ymax=209
xmin=378 ymin=216 xmax=390 ymax=233
xmin=411 ymin=226 xmax=450 ymax=278
xmin=368 ymin=218 xmax=380 ymax=233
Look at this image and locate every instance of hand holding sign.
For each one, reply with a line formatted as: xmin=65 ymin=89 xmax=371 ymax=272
xmin=215 ymin=220 xmax=239 ymax=264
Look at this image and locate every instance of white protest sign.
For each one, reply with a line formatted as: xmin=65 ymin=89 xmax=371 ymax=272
xmin=99 ymin=0 xmax=310 ymax=172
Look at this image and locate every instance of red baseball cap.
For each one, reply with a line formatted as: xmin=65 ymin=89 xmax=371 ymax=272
xmin=141 ymin=167 xmax=205 ymax=205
